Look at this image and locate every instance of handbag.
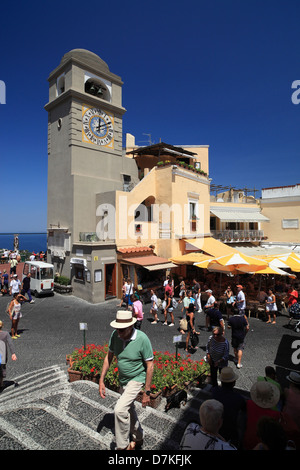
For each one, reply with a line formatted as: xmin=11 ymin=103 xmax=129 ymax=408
xmin=6 ymin=301 xmax=14 ymax=317
xmin=289 ymin=302 xmax=300 ymax=317
xmin=179 ymin=318 xmax=188 ymax=331
xmin=191 ymin=331 xmax=199 ymax=348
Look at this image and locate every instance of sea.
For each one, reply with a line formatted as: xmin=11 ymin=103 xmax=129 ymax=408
xmin=0 ymin=233 xmax=47 ymax=253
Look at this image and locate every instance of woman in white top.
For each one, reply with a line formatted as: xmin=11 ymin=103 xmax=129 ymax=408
xmin=150 ymin=289 xmax=159 ymax=324
xmin=118 ymin=278 xmax=127 ymax=307
xmin=265 ymin=288 xmax=277 ymax=324
xmin=8 ymin=292 xmax=27 ymax=339
xmin=125 ymin=279 xmax=134 ymax=308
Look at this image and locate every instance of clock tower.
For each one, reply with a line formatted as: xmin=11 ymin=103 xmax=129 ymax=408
xmin=45 ymin=49 xmax=138 ymax=303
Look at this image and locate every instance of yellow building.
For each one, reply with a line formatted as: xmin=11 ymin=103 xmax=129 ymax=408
xmin=260 ymin=184 xmax=300 ymax=250
xmin=111 ymin=135 xmax=213 ymax=296
xmin=209 ymin=186 xmax=269 ymax=245
xmin=113 ymin=135 xmax=270 ymax=298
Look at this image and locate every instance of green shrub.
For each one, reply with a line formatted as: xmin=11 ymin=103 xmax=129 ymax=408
xmin=55 ymin=275 xmax=71 ymax=286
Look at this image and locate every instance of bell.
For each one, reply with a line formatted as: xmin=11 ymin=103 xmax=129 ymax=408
xmin=97 ymin=86 xmax=103 ymax=97
xmin=89 ymin=84 xmax=96 ymax=94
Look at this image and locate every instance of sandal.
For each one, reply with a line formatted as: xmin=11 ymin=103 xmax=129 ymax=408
xmin=122 ymin=441 xmax=136 ymax=450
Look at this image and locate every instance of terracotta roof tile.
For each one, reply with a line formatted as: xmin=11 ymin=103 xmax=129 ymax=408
xmin=117 ymin=246 xmax=152 ymax=254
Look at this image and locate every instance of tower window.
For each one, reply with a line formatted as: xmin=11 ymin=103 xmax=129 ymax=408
xmin=84 ymin=78 xmax=110 ymax=101
xmin=56 ymin=74 xmax=65 ymax=96
xmin=85 ymin=80 xmax=105 ymax=98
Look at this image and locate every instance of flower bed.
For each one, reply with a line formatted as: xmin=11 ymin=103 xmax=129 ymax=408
xmin=67 ymin=344 xmax=210 ymax=402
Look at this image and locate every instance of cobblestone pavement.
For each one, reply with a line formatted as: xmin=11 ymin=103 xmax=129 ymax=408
xmin=0 ymin=292 xmax=299 ymax=450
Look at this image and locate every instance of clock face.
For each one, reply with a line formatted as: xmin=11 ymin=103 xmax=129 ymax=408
xmin=82 ymin=106 xmax=114 ymax=148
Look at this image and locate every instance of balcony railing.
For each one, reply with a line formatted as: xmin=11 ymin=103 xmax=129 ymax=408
xmin=210 ymin=195 xmax=258 ymax=204
xmin=211 ymin=230 xmax=265 ymax=243
xmin=79 ymin=232 xmax=115 ymax=243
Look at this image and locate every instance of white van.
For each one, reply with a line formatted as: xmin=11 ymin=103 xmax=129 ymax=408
xmin=22 ymin=261 xmax=54 ymax=297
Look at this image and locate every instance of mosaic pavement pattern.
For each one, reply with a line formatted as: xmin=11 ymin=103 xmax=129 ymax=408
xmin=0 ymin=364 xmax=208 ymax=450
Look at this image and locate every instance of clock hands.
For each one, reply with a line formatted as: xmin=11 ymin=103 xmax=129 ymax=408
xmin=96 ymin=118 xmax=111 ymax=132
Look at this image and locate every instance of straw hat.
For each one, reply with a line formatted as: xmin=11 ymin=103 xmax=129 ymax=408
xmin=219 ymin=367 xmax=238 ymax=383
xmin=110 ymin=310 xmax=137 ymax=329
xmin=250 ymin=381 xmax=280 ymax=409
xmin=286 ymin=371 xmax=300 ymax=385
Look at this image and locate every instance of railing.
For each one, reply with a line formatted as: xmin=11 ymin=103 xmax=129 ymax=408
xmin=79 ymin=232 xmax=115 ymax=243
xmin=210 ymin=195 xmax=258 ymax=204
xmin=211 ymin=230 xmax=265 ymax=242
xmin=123 ymin=182 xmax=136 ymax=192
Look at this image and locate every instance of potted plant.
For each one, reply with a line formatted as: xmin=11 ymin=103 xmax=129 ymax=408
xmin=54 ymin=274 xmax=72 ymax=294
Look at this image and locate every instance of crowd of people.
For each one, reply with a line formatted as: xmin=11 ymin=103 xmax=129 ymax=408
xmin=0 ymin=251 xmax=38 ymax=347
xmin=1 ymin=262 xmax=299 ymax=450
xmin=179 ymin=367 xmax=300 ymax=450
xmin=0 ymin=249 xmax=46 ymax=394
xmin=116 ymin=273 xmax=300 ymax=372
xmin=0 ymin=249 xmax=46 ymax=264
xmin=111 ymin=272 xmax=300 ymax=450
xmin=119 ymin=273 xmax=299 ymax=366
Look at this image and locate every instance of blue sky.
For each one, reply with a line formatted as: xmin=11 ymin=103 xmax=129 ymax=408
xmin=1 ymin=0 xmax=300 ymax=232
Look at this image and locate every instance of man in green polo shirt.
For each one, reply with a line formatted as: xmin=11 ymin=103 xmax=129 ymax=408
xmin=99 ymin=310 xmax=154 ymax=450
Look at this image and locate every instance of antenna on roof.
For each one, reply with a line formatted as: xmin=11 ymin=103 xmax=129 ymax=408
xmin=137 ymin=133 xmax=154 ymax=145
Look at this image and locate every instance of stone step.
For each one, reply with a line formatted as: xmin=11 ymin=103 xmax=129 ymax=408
xmin=0 ymin=365 xmax=206 ymax=450
xmin=0 ymin=364 xmax=69 ymax=408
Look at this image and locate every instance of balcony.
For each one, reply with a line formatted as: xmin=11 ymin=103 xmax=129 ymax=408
xmin=79 ymin=232 xmax=115 ymax=243
xmin=211 ymin=230 xmax=265 ymax=243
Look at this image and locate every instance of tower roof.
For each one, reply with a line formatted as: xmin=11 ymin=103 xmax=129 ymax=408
xmin=59 ymin=49 xmax=110 ymax=73
xmin=48 ymin=49 xmax=123 ymax=83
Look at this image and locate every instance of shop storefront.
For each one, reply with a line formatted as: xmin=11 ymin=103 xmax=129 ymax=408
xmin=117 ymin=247 xmax=178 ymax=302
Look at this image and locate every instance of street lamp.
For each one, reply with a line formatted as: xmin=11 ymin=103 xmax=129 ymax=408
xmin=79 ymin=323 xmax=88 ymax=349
